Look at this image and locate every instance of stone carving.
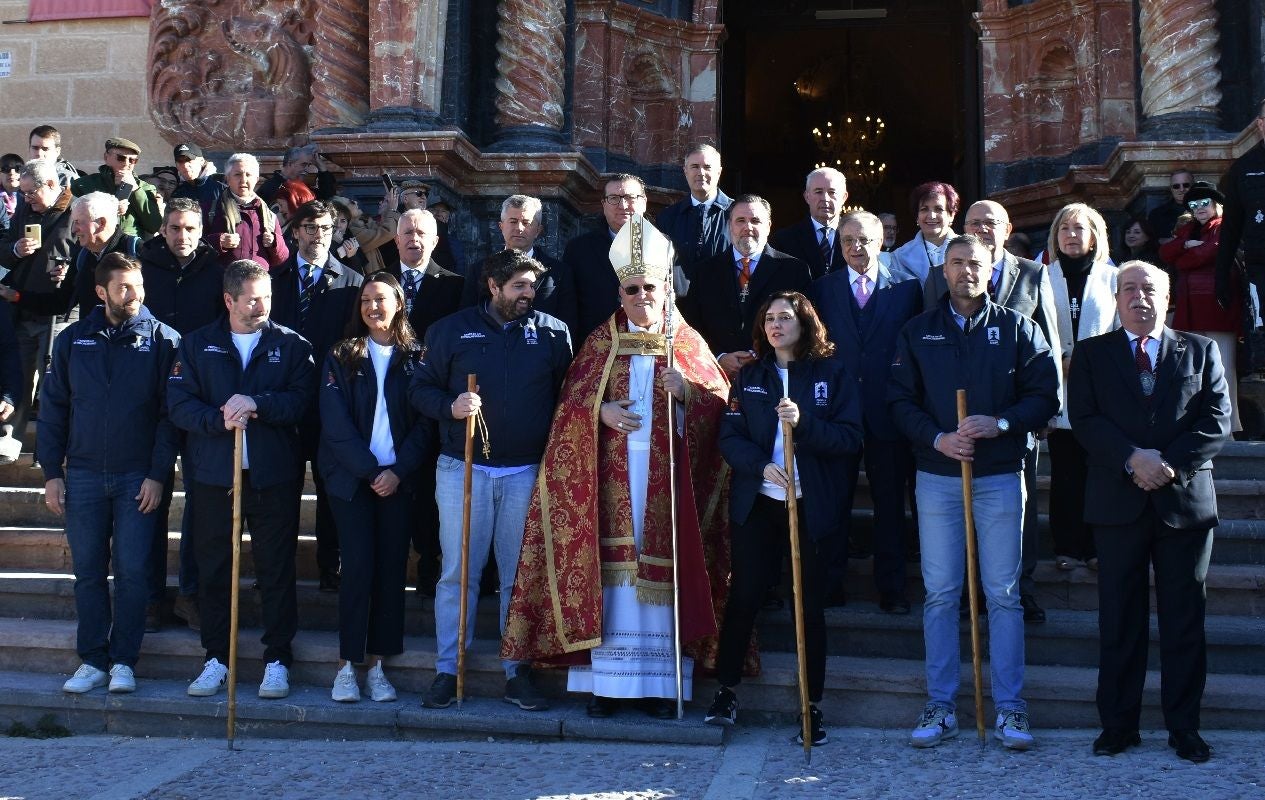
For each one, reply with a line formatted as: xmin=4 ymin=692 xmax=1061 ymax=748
xmin=1139 ymin=0 xmax=1222 ymax=119
xmin=311 ymin=0 xmax=370 ymax=129
xmin=149 ymin=0 xmax=316 ymax=149
xmin=494 ymin=0 xmax=566 ymax=131
xmin=1028 ymin=43 xmax=1080 ymax=156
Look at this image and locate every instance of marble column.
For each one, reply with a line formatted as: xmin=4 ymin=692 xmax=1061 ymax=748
xmin=366 ymin=0 xmax=449 ymax=129
xmin=490 ymin=0 xmax=568 ymax=151
xmin=1138 ymin=0 xmax=1225 ymax=137
xmin=311 ymin=0 xmax=370 ymax=129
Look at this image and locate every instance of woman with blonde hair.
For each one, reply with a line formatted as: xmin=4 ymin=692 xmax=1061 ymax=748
xmin=1046 ymin=203 xmax=1119 ymax=571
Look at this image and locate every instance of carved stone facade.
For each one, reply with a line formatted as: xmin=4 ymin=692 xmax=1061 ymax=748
xmin=1139 ymin=0 xmax=1223 ymax=130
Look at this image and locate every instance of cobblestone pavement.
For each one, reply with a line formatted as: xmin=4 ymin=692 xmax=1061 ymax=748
xmin=2 ymin=727 xmax=1262 ymax=799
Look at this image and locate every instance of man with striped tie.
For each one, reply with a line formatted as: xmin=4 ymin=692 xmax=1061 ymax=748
xmin=770 ymin=167 xmax=849 ymax=280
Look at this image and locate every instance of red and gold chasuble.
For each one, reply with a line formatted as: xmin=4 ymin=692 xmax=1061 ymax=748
xmin=502 ymin=311 xmax=736 ymax=669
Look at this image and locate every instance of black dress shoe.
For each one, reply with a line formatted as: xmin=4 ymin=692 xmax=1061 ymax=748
xmin=1020 ymin=593 xmax=1045 ymax=623
xmin=319 ymin=569 xmax=341 ymax=593
xmin=586 ymin=695 xmax=619 ymax=718
xmin=1093 ymin=728 xmax=1140 ymax=755
xmin=1168 ymin=729 xmax=1211 ymax=763
xmin=639 ymin=698 xmax=676 ymax=719
xmin=879 ymin=596 xmax=911 ymax=615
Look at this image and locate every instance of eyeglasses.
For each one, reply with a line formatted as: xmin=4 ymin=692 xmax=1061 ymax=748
xmin=20 ymin=187 xmax=47 ymax=198
xmin=300 ymin=223 xmax=335 ymax=235
xmin=965 ymin=218 xmax=1003 ymax=230
xmin=604 ymin=194 xmax=646 ymax=206
xmin=2 ymin=166 xmax=20 ymax=173
xmin=622 ymin=283 xmax=658 ymax=295
xmin=1171 ymin=182 xmax=1191 ymax=190
xmin=108 ymin=151 xmax=139 ymax=165
xmin=1187 ymin=198 xmax=1213 ymax=210
xmin=840 ymin=236 xmax=874 ymax=248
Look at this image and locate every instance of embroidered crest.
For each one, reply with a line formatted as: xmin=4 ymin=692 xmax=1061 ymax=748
xmin=987 ymin=327 xmax=1000 ymax=345
xmin=814 ymin=381 xmax=828 ymax=406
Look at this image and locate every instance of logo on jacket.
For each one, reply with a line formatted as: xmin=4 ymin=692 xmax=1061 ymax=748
xmin=743 ymin=385 xmax=768 ymax=395
xmin=987 ymin=327 xmax=1000 ymax=345
xmin=267 ymin=347 xmax=281 ymax=364
xmin=1257 ymin=209 xmax=1264 ymax=225
xmin=72 ymin=338 xmax=97 ymax=347
xmin=814 ymin=382 xmax=828 ymax=406
xmin=325 ymin=370 xmax=337 ymax=388
xmin=921 ymin=334 xmax=945 ymax=342
xmin=460 ymin=332 xmax=487 ymax=340
xmin=524 ymin=323 xmax=538 ymax=344
xmin=169 ymin=360 xmax=183 ymax=380
xmin=204 ymin=344 xmax=228 ymax=354
xmin=728 ymin=396 xmax=741 ymax=413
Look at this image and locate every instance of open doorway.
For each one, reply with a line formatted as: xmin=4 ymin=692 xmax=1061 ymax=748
xmin=719 ymin=1 xmax=981 ymax=238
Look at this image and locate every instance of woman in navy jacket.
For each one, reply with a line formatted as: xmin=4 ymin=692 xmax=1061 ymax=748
xmin=319 ymin=272 xmax=433 ymax=703
xmin=708 ymin=290 xmax=863 ymax=745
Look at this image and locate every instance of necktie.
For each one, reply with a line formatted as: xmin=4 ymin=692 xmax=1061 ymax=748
xmin=738 ymin=257 xmax=751 ymax=301
xmin=403 ymin=269 xmax=418 ymax=314
xmin=298 ymin=265 xmax=313 ymax=326
xmin=820 ymin=227 xmax=833 ymax=271
xmin=854 ymin=274 xmax=870 ymax=309
xmin=1135 ymin=336 xmax=1155 ymax=397
xmin=694 ymin=203 xmax=707 ymax=261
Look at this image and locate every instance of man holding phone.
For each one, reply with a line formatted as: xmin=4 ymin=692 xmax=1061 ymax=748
xmin=71 ymin=138 xmax=162 ymax=239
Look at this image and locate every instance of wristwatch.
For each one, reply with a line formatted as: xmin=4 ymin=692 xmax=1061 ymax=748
xmin=995 ymin=417 xmax=1010 ymax=434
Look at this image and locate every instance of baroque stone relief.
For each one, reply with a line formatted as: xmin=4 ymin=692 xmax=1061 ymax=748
xmin=149 ymin=0 xmax=317 ymax=149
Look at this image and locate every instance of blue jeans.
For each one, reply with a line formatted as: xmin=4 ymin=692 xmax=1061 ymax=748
xmin=64 ymin=468 xmax=159 ymax=669
xmin=434 ymin=455 xmax=537 ymax=678
xmin=916 ymin=470 xmax=1027 ymax=714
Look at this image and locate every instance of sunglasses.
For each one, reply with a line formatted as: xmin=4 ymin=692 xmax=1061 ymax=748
xmin=622 ymin=283 xmax=658 ymax=295
xmin=1171 ymin=182 xmax=1191 ymax=190
xmin=1187 ymin=198 xmax=1213 ymax=210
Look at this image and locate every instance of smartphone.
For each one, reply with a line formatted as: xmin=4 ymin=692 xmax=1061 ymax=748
xmin=24 ymin=224 xmax=40 ymax=248
xmin=114 ymin=183 xmax=134 ymax=201
xmin=381 ymin=173 xmax=395 ymax=192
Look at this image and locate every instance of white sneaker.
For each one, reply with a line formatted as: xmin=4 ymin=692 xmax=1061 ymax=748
xmin=332 ymin=662 xmax=360 ymax=703
xmin=910 ymin=704 xmax=959 ymax=748
xmin=995 ymin=710 xmax=1035 ymax=750
xmin=258 ymin=661 xmax=290 ymax=699
xmin=187 ymin=658 xmax=229 ymax=697
xmin=63 ymin=663 xmax=108 ymax=693
xmin=366 ymin=663 xmax=397 ymax=703
xmin=108 ymin=664 xmax=136 ymax=693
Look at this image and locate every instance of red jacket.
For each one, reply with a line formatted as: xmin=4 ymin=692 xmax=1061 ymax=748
xmin=1161 ymin=217 xmax=1238 ymax=333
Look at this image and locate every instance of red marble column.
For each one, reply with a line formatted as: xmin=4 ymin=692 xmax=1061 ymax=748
xmin=491 ymin=0 xmax=567 ymax=149
xmin=1139 ymin=0 xmax=1222 ymax=129
xmin=311 ymin=0 xmax=370 ymax=128
xmin=367 ymin=0 xmax=448 ymax=124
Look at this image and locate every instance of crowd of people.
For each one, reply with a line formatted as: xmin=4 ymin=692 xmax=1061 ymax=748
xmin=1 ymin=116 xmax=1251 ymax=763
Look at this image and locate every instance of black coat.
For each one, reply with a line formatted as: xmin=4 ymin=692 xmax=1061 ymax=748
xmin=138 ymin=236 xmax=225 ymax=335
xmin=563 ymin=227 xmax=620 ymax=344
xmin=318 ymin=344 xmax=435 ymax=501
xmin=655 ymin=191 xmax=732 ymax=277
xmin=770 ymin=217 xmax=845 ymax=280
xmin=921 ymin=251 xmax=1060 ymax=351
xmin=679 ymin=245 xmax=812 ymax=356
xmin=167 ymin=318 xmax=314 ymax=489
xmin=381 ymin=261 xmax=465 ymax=343
xmin=811 ymin=265 xmax=923 ymax=441
xmin=720 ymin=354 xmax=863 ymax=541
xmin=1068 ymin=327 xmax=1231 ymax=530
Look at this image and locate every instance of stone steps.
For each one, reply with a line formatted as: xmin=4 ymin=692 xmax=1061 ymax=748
xmin=1 ymin=618 xmax=1262 ymax=733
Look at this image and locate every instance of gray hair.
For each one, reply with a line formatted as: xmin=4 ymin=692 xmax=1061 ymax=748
xmin=500 ymin=194 xmax=543 ymax=220
xmin=1116 ymin=259 xmax=1171 ymax=297
xmin=683 ymin=143 xmax=720 ymax=164
xmin=223 ymin=259 xmax=269 ymax=298
xmin=840 ymin=211 xmax=883 ymax=241
xmin=226 ymin=152 xmax=260 ymax=174
xmin=282 ymin=144 xmax=317 ymax=166
xmin=20 ymin=158 xmax=58 ymax=186
xmin=397 ymin=208 xmax=436 ymax=235
xmin=804 ymin=167 xmax=847 ymax=191
xmin=72 ymin=191 xmax=120 ymax=224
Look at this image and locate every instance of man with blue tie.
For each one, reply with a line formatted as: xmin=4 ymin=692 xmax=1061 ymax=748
xmin=1069 ymin=261 xmax=1230 ymax=763
xmin=811 ymin=211 xmax=923 ymax=611
xmin=655 ymin=144 xmax=732 ymax=282
xmin=770 ymin=167 xmax=848 ymax=280
xmin=270 ymin=200 xmax=364 ymax=593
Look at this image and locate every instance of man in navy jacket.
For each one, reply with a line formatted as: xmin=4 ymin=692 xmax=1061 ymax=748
xmin=168 ymin=259 xmax=314 ymax=702
xmin=888 ymin=234 xmax=1058 ymax=751
xmin=409 ymin=250 xmax=572 ymax=711
xmin=39 ymin=253 xmax=180 ymax=695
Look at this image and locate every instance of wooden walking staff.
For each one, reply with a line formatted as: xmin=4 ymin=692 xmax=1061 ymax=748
xmin=956 ymin=389 xmax=987 ymax=746
xmin=456 ymin=373 xmax=477 ymax=708
xmin=226 ymin=426 xmax=244 ymax=750
xmin=782 ymin=387 xmax=813 ymax=765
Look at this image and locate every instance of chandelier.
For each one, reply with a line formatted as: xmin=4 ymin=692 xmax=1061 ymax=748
xmin=812 ymin=115 xmax=887 ymax=191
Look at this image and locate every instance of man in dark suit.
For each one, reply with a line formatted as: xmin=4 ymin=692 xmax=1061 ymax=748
xmin=923 ymin=199 xmax=1062 ymax=623
xmin=680 ymin=194 xmax=812 ymax=378
xmin=269 ymin=200 xmax=365 ymax=593
xmin=460 ymin=194 xmax=576 ymax=334
xmin=810 ymin=211 xmax=922 ymax=611
xmin=1069 ymin=261 xmax=1230 ymax=763
xmin=769 ymin=167 xmax=848 ymax=280
xmin=384 ymin=208 xmax=464 ymax=595
xmin=655 ymin=144 xmax=731 ymax=280
xmin=565 ymin=174 xmax=646 ymax=344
